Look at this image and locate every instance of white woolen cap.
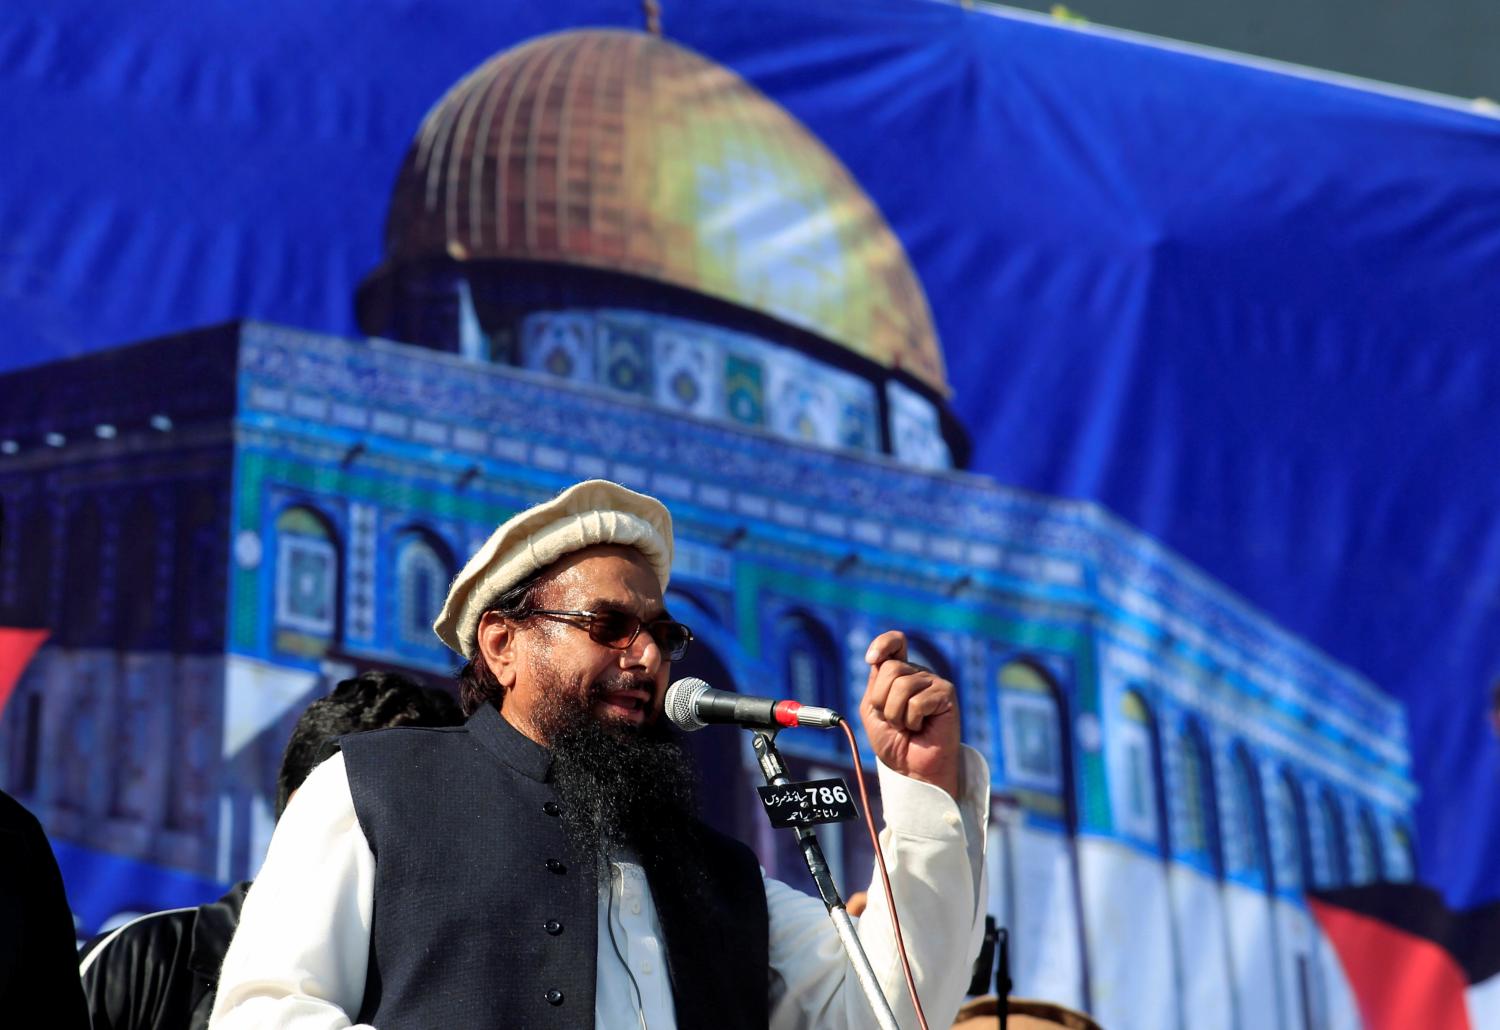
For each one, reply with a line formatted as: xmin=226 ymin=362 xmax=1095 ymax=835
xmin=433 ymin=479 xmax=674 ymax=658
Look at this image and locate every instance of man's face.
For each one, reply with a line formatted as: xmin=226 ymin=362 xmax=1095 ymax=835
xmin=490 ymin=545 xmax=671 ymax=744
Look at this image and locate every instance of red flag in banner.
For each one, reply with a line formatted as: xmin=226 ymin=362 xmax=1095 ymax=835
xmin=1310 ymin=895 xmax=1473 ymax=1030
xmin=0 ymin=627 xmax=48 ymax=718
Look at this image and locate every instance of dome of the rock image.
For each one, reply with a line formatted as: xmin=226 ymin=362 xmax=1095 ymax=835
xmin=358 ymin=28 xmax=963 ymax=468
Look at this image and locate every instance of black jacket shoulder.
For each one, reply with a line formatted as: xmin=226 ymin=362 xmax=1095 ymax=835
xmin=79 ymin=881 xmax=251 ymax=1030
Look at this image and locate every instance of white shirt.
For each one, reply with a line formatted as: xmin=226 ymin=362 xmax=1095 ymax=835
xmin=211 ymin=748 xmax=989 ymax=1029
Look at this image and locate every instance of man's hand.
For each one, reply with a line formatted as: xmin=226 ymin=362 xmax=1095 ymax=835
xmin=859 ymin=630 xmax=962 ymax=800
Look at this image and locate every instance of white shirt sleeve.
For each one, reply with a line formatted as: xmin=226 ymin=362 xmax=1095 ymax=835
xmin=208 ymin=752 xmax=376 ymax=1029
xmin=766 ymin=747 xmax=991 ymax=1030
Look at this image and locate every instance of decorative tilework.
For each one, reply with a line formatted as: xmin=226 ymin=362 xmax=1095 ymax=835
xmin=724 ymin=351 xmax=765 ymax=426
xmin=521 ymin=311 xmax=595 ymax=382
xmin=653 ymin=324 xmax=721 ymax=417
xmin=886 ymin=379 xmax=952 ymax=470
xmin=597 ymin=312 xmax=653 ymax=397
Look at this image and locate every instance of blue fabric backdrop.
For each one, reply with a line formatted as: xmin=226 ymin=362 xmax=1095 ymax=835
xmin=3 ymin=0 xmax=1499 ymax=915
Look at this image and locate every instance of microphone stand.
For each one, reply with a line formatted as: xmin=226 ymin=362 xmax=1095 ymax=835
xmin=996 ymin=927 xmax=1011 ymax=1030
xmin=750 ymin=730 xmax=903 ymax=1030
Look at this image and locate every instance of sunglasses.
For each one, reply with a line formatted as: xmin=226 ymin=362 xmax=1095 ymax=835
xmin=525 ymin=608 xmax=693 ymax=661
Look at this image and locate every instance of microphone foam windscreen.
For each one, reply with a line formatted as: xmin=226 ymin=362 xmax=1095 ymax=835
xmin=665 ymin=677 xmax=711 ymax=731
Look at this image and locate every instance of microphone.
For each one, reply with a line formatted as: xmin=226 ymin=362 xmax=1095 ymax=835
xmin=665 ymin=677 xmax=842 ymax=732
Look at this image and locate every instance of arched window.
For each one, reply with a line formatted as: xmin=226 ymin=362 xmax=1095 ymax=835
xmin=998 ymin=660 xmax=1066 ymax=820
xmin=662 ymin=588 xmax=778 ymax=857
xmin=110 ymin=664 xmax=154 ymax=820
xmin=172 ymin=488 xmax=221 ymax=652
xmin=1391 ymin=823 xmax=1416 ymax=882
xmin=903 ymin=637 xmax=950 ymax=681
xmin=274 ymin=505 xmax=339 ymax=657
xmin=1272 ymin=771 xmax=1314 ymax=891
xmin=1230 ymin=745 xmax=1272 ymax=889
xmin=768 ymin=612 xmax=843 ymax=757
xmin=1175 ymin=722 xmax=1223 ymax=874
xmin=1176 ymin=730 xmax=1207 ymax=856
xmin=166 ymin=656 xmax=214 ymax=833
xmin=8 ymin=501 xmax=52 ymax=627
xmin=6 ymin=691 xmax=43 ymax=796
xmin=1317 ymin=790 xmax=1349 ymax=888
xmin=777 ymin=613 xmax=839 ymax=710
xmin=0 ymin=495 xmax=11 ymax=614
xmin=59 ymin=498 xmax=107 ymax=646
xmin=1118 ymin=690 xmax=1166 ymax=849
xmin=62 ymin=700 xmax=98 ymax=812
xmin=1353 ymin=808 xmax=1384 ymax=885
xmin=116 ymin=496 xmax=163 ymax=648
xmin=394 ymin=530 xmax=453 ymax=652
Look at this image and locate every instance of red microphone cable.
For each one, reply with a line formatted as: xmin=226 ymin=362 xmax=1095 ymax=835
xmin=840 ymin=719 xmax=931 ymax=1030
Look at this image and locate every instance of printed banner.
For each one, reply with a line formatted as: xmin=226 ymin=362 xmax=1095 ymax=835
xmin=2 ymin=2 xmax=1498 ymax=1026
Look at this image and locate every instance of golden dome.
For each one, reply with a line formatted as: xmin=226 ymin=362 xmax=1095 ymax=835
xmin=382 ymin=28 xmax=947 ymax=395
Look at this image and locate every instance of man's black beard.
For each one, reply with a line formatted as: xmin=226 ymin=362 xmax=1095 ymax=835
xmin=531 ymin=675 xmax=701 ymax=880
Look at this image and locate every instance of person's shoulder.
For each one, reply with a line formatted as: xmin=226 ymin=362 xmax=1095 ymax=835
xmin=341 ymin=721 xmax=468 ymax=747
xmin=79 ymin=907 xmax=201 ymax=1028
xmin=338 ymin=721 xmax=470 ymax=768
xmin=0 ymin=789 xmax=44 ymax=838
xmin=377 ymin=722 xmax=470 ymax=737
xmin=79 ymin=906 xmax=196 ymax=978
xmin=0 ymin=791 xmax=59 ymax=873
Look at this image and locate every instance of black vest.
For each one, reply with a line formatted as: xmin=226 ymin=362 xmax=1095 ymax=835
xmin=341 ymin=705 xmax=770 ymax=1029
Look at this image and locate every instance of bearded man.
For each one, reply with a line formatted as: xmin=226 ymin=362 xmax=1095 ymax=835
xmin=211 ymin=480 xmax=990 ymax=1029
